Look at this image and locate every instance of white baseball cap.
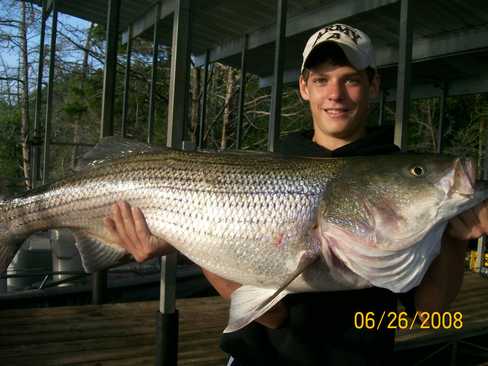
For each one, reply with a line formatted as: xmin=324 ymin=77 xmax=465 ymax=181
xmin=301 ymin=23 xmax=376 ymax=72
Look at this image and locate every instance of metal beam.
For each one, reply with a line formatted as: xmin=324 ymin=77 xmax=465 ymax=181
xmin=376 ymin=27 xmax=488 ymax=67
xmin=148 ymin=4 xmax=161 ymax=145
xmin=267 ymin=0 xmax=287 ymax=153
xmin=41 ymin=5 xmax=57 ymax=185
xmin=122 ymin=1 xmax=175 ymax=44
xmin=100 ymin=0 xmax=121 ymax=139
xmin=32 ymin=0 xmax=47 ymax=188
xmin=198 ymin=50 xmax=209 ymax=149
xmin=121 ymin=26 xmax=132 ymax=138
xmin=166 ymin=0 xmax=191 ymax=149
xmin=39 ymin=0 xmax=138 ymax=31
xmin=377 ymin=74 xmax=488 ymax=101
xmin=194 ymin=0 xmax=399 ymax=66
xmin=394 ymin=0 xmax=413 ymax=151
xmin=236 ymin=35 xmax=248 ymax=150
xmin=259 ymin=26 xmax=488 ymax=88
xmin=259 ymin=69 xmax=300 ymax=88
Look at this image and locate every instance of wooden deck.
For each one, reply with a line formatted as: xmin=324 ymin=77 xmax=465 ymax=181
xmin=396 ymin=272 xmax=488 ymax=348
xmin=0 ymin=272 xmax=486 ymax=365
xmin=395 ymin=272 xmax=488 ymax=365
xmin=0 ymin=296 xmax=229 ymax=366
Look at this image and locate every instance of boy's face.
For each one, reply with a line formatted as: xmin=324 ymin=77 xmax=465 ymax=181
xmin=299 ymin=62 xmax=379 ymax=149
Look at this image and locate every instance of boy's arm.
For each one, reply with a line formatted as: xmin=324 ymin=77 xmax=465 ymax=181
xmin=414 ymin=201 xmax=488 ymax=312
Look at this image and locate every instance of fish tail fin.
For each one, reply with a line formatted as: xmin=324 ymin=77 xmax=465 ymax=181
xmin=0 ymin=202 xmax=30 ymax=273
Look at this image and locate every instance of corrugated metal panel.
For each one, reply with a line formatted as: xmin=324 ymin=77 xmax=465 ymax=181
xmin=28 ymin=0 xmax=158 ymax=30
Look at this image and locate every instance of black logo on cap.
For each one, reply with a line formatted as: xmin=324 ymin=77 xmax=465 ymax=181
xmin=312 ymin=24 xmax=361 ymax=48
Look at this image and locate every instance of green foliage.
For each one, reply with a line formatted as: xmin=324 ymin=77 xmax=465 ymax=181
xmin=0 ymin=102 xmax=22 ymax=193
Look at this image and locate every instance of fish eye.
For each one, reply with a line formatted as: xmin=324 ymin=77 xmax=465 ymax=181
xmin=409 ymin=165 xmax=425 ymax=177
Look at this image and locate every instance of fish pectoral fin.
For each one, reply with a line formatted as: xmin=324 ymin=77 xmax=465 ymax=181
xmin=225 ymin=285 xmax=290 ymax=333
xmin=72 ymin=230 xmax=131 ymax=273
xmin=224 ymin=253 xmax=318 ymax=333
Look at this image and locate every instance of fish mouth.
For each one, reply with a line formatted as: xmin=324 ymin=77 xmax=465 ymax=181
xmin=439 ymin=158 xmax=475 ymax=198
xmin=451 ymin=158 xmax=475 ymax=197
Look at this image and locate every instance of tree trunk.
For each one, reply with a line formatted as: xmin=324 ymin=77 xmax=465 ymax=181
xmin=135 ymin=98 xmax=140 ymax=131
xmin=427 ymin=99 xmax=436 ymax=152
xmin=72 ymin=22 xmax=94 ymax=169
xmin=190 ymin=67 xmax=201 ymax=144
xmin=19 ymin=0 xmax=31 ymax=189
xmin=221 ymin=67 xmax=235 ymax=150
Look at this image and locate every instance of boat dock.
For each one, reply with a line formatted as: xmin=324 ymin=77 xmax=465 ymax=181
xmin=0 ymin=272 xmax=486 ymax=365
xmin=0 ymin=296 xmax=228 ymax=365
xmin=395 ymin=272 xmax=488 ymax=364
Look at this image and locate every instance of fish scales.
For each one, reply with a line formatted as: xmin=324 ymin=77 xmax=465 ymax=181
xmin=1 ymin=150 xmax=342 ymax=287
xmin=2 ymin=143 xmax=488 ymax=332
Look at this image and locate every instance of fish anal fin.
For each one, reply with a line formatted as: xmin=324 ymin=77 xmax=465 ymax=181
xmin=0 ymin=232 xmax=29 ymax=273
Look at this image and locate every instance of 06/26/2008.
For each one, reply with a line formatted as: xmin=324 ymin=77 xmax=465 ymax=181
xmin=353 ymin=311 xmax=463 ymax=330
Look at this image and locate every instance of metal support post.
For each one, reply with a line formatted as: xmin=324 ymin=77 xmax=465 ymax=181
xmin=148 ymin=4 xmax=161 ymax=145
xmin=236 ymin=35 xmax=248 ymax=150
xmin=393 ymin=0 xmax=413 ymax=151
xmin=436 ymin=82 xmax=448 ymax=154
xmin=167 ymin=0 xmax=191 ymax=149
xmin=155 ymin=1 xmax=190 ymax=364
xmin=156 ymin=253 xmax=179 ymax=366
xmin=32 ymin=0 xmax=47 ymax=188
xmin=100 ymin=0 xmax=121 ymax=139
xmin=378 ymin=89 xmax=386 ymax=127
xmin=197 ymin=50 xmax=209 ymax=149
xmin=94 ymin=0 xmax=121 ymax=305
xmin=91 ymin=270 xmax=107 ymax=305
xmin=42 ymin=5 xmax=57 ymax=185
xmin=268 ymin=0 xmax=287 ymax=152
xmin=267 ymin=0 xmax=287 ymax=153
xmin=121 ymin=26 xmax=133 ymax=138
xmin=478 ymin=131 xmax=488 ymax=276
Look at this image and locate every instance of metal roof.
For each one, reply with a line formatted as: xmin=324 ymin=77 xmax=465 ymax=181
xmin=29 ymin=0 xmax=488 ymax=96
xmin=30 ymin=0 xmax=158 ymax=31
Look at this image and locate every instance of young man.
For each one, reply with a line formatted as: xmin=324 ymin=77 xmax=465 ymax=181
xmin=105 ymin=24 xmax=488 ymax=365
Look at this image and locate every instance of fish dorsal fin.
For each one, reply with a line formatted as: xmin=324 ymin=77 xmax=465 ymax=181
xmin=224 ymin=252 xmax=318 ymax=333
xmin=74 ymin=136 xmax=164 ymax=171
xmin=72 ymin=230 xmax=132 ymax=272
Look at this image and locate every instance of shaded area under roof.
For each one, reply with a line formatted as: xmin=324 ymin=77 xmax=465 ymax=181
xmin=28 ymin=0 xmax=488 ymax=97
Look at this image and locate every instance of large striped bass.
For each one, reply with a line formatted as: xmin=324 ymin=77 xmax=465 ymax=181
xmin=0 ymin=139 xmax=487 ymax=332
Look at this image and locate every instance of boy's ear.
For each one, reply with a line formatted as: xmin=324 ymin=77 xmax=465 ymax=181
xmin=299 ymin=75 xmax=310 ymax=101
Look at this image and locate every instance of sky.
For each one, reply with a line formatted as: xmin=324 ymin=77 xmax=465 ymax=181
xmin=0 ymin=1 xmax=91 ymax=94
xmin=0 ymin=1 xmax=91 ymax=70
